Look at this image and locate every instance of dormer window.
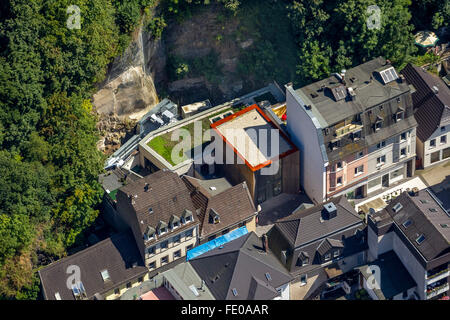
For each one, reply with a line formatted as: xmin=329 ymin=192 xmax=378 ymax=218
xmin=157 ymin=221 xmax=168 ymax=236
xmin=375 ymin=118 xmax=383 ymax=131
xmin=144 ymin=226 xmax=156 ymax=241
xmin=182 ymin=209 xmax=193 ymax=224
xmin=352 ymin=130 xmax=362 ymax=141
xmin=395 ymin=110 xmax=404 ymax=122
xmin=101 ymin=269 xmax=111 ymax=282
xmin=209 ymin=209 xmax=220 ymax=224
xmin=324 ymin=253 xmax=331 ymax=261
xmin=169 ymin=215 xmax=180 ymax=230
xmin=148 ymin=207 xmax=153 ymax=214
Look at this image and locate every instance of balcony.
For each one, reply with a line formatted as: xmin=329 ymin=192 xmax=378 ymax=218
xmin=334 ymin=123 xmax=363 ymax=139
xmin=426 ymin=269 xmax=449 ymax=285
xmin=426 ymin=283 xmax=449 ymax=299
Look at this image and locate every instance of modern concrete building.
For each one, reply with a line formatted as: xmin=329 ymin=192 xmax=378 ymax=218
xmin=137 ymin=83 xmax=286 ymax=179
xmin=367 ymin=189 xmax=450 ymax=300
xmin=211 ymin=104 xmax=300 ymax=205
xmin=401 ymin=63 xmax=450 ymax=168
xmin=286 ymin=57 xmax=417 ymax=204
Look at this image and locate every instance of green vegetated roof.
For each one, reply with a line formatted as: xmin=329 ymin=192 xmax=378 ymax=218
xmin=108 ymin=189 xmax=119 ymax=201
xmin=147 ymin=108 xmax=233 ymax=166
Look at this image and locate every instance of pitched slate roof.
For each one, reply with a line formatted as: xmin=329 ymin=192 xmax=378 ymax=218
xmin=275 ymin=196 xmax=362 ymax=247
xmin=183 ymin=176 xmax=257 ymax=239
xmin=317 ymin=238 xmax=344 ymax=256
xmin=297 ymin=57 xmax=411 ymax=127
xmin=401 ymin=63 xmax=450 ymax=141
xmin=38 ymin=231 xmax=148 ymax=300
xmin=383 ymin=189 xmax=450 ymax=261
xmin=116 ymin=170 xmax=198 ymax=242
xmin=189 ymin=232 xmax=292 ymax=300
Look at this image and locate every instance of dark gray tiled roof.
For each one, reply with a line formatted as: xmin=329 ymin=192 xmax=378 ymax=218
xmin=401 ymin=63 xmax=450 ymax=141
xmin=297 ymin=57 xmax=410 ymax=127
xmin=275 ymin=196 xmax=362 ymax=247
xmin=183 ymin=176 xmax=257 ymax=239
xmin=383 ymin=190 xmax=450 ymax=261
xmin=39 ymin=231 xmax=148 ymax=300
xmin=189 ymin=232 xmax=292 ymax=300
xmin=117 ymin=170 xmax=198 ymax=240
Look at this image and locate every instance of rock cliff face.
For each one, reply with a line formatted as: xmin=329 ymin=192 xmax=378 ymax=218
xmin=93 ymin=26 xmax=164 ymax=154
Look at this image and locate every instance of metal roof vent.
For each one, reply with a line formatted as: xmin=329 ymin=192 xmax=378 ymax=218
xmin=432 ymin=86 xmax=439 ymax=94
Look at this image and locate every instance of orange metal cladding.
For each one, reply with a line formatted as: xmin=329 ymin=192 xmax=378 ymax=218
xmin=210 ymin=104 xmax=298 ymax=172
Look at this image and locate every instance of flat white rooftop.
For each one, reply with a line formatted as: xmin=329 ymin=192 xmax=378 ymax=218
xmin=212 ymin=105 xmax=294 ymax=170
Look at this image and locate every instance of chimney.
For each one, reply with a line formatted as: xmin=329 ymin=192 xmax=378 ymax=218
xmin=340 ymin=69 xmax=347 ymax=84
xmin=323 ymin=202 xmax=337 ymax=220
xmin=262 ymin=234 xmax=269 ymax=252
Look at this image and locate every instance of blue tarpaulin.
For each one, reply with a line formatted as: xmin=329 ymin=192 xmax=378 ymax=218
xmin=186 ymin=226 xmax=248 ymax=261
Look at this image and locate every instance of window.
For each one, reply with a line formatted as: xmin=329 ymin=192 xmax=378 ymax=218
xmin=161 ymin=256 xmax=169 ymax=265
xmin=173 ymin=234 xmax=181 ymax=244
xmin=186 ymin=244 xmax=194 ymax=252
xmin=222 ymin=229 xmax=230 ymax=235
xmin=265 ymin=273 xmax=272 ymax=281
xmin=400 ymin=147 xmax=407 ymax=158
xmin=324 ymin=253 xmax=331 ymax=261
xmin=126 ymin=282 xmax=132 ymax=289
xmin=390 ymin=168 xmax=403 ymax=180
xmin=138 ymin=277 xmax=144 ymax=283
xmin=392 ymin=202 xmax=403 ymax=213
xmin=173 ymin=250 xmax=181 ymax=259
xmin=354 ymin=165 xmax=364 ymax=176
xmin=147 ymin=246 xmax=155 ymax=255
xmin=148 ymin=207 xmax=153 ymax=214
xmin=396 ymin=111 xmax=404 ymax=122
xmin=443 ymin=147 xmax=450 ymax=160
xmin=430 ymin=150 xmax=440 ymax=164
xmin=159 ymin=227 xmax=167 ymax=235
xmin=377 ymin=155 xmax=386 ymax=166
xmin=429 ymin=208 xmax=438 ymax=213
xmin=355 ymin=151 xmax=364 ymax=160
xmin=208 ymin=235 xmax=216 ymax=242
xmin=400 ymin=132 xmax=407 ymax=141
xmin=352 ymin=130 xmax=362 ymax=141
xmin=441 ymin=126 xmax=446 ymax=132
xmin=185 ymin=215 xmax=193 ymax=223
xmin=114 ymin=288 xmax=120 ymax=295
xmin=402 ymin=220 xmax=412 ymax=228
xmin=148 ymin=261 xmax=156 ymax=269
xmin=160 ymin=241 xmax=168 ymax=250
xmin=375 ymin=119 xmax=383 ymax=131
xmin=416 ymin=234 xmax=425 ymax=245
xmin=336 ymin=162 xmax=343 ymax=170
xmin=429 ymin=139 xmax=436 ymax=148
xmin=440 ymin=135 xmax=447 ymax=144
xmin=377 ymin=140 xmax=386 ymax=149
xmin=336 ymin=177 xmax=343 ymax=186
xmin=368 ymin=177 xmax=381 ymax=190
xmin=333 ymin=250 xmax=340 ymax=258
xmin=232 ymin=288 xmax=238 ymax=296
xmin=101 ymin=270 xmax=110 ymax=282
xmin=185 ymin=229 xmax=193 ymax=238
xmin=300 ymin=275 xmax=307 ymax=285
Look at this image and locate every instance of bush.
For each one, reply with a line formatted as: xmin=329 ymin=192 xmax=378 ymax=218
xmin=146 ymin=16 xmax=167 ymax=39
